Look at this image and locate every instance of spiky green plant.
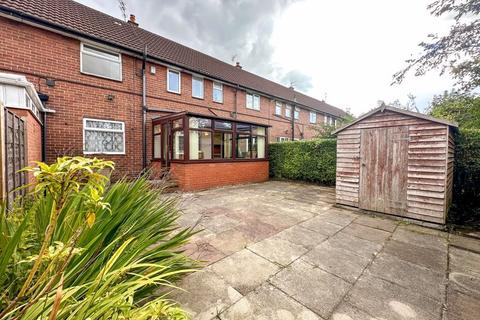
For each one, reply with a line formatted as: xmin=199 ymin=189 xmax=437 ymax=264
xmin=0 ymin=157 xmax=198 ymax=319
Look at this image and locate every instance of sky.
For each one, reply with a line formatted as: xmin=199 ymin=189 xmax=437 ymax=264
xmin=76 ymin=0 xmax=456 ymax=116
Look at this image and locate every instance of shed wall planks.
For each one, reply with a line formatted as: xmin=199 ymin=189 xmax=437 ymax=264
xmin=335 ymin=109 xmax=455 ymax=224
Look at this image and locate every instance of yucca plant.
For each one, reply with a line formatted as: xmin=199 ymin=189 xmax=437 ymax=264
xmin=0 ymin=157 xmax=198 ymax=319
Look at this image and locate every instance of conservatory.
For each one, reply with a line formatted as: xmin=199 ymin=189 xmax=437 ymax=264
xmin=151 ymin=112 xmax=269 ymax=191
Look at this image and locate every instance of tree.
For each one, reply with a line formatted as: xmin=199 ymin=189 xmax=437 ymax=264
xmin=393 ymin=0 xmax=480 ymax=93
xmin=428 ymin=90 xmax=480 ymax=127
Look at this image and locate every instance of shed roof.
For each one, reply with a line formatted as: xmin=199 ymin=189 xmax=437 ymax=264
xmin=333 ymin=105 xmax=458 ymax=134
xmin=0 ymin=0 xmax=346 ymax=118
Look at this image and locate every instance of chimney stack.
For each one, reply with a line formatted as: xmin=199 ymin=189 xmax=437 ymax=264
xmin=235 ymin=62 xmax=242 ymax=69
xmin=128 ymin=14 xmax=138 ymax=26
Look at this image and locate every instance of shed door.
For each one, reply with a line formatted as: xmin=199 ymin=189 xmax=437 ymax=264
xmin=359 ymin=126 xmax=409 ymax=215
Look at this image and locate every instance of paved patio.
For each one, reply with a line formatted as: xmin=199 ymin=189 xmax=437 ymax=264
xmin=173 ymin=181 xmax=480 ymax=320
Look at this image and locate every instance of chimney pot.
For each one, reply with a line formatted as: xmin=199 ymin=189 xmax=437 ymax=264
xmin=235 ymin=62 xmax=242 ymax=69
xmin=128 ymin=14 xmax=138 ymax=26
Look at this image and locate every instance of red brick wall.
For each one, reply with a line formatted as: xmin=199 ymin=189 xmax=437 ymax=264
xmin=169 ymin=161 xmax=269 ymax=191
xmin=7 ymin=108 xmax=42 ymax=183
xmin=0 ymin=15 xmax=334 ymax=179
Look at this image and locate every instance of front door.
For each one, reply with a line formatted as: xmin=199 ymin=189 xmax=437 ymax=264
xmin=359 ymin=126 xmax=409 ymax=216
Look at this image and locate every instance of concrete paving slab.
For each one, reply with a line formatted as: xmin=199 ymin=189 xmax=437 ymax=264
xmin=300 ymin=216 xmax=345 ymax=236
xmin=445 ymin=287 xmax=480 ymax=320
xmin=256 ymin=212 xmax=302 ymax=231
xmin=383 ymin=240 xmax=447 ymax=272
xmin=275 ymin=225 xmax=328 ymax=250
xmin=209 ymin=229 xmax=254 ymax=255
xmin=234 ymin=219 xmax=278 ymax=243
xmin=328 ymin=231 xmax=383 ymax=259
xmin=303 ymin=241 xmax=371 ymax=283
xmin=332 ymin=302 xmax=381 ymax=320
xmin=449 ymin=247 xmax=480 ymax=298
xmin=248 ymin=237 xmax=308 ymax=266
xmin=270 ymin=259 xmax=351 ymax=319
xmin=219 ymin=283 xmax=321 ymax=320
xmin=211 ymin=249 xmax=280 ymax=295
xmin=353 ymin=215 xmax=398 ymax=232
xmin=170 ymin=269 xmax=243 ymax=320
xmin=400 ymin=223 xmax=448 ymax=238
xmin=367 ymin=252 xmax=446 ymax=301
xmin=201 ymin=214 xmax=243 ymax=234
xmin=313 ymin=211 xmax=356 ymax=227
xmin=392 ymin=228 xmax=447 ymax=251
xmin=449 ymin=234 xmax=480 ymax=253
xmin=346 ymin=274 xmax=442 ymax=320
xmin=342 ymin=223 xmax=391 ymax=243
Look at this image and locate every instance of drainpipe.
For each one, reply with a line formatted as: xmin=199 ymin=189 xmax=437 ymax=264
xmin=141 ymin=45 xmax=148 ymax=170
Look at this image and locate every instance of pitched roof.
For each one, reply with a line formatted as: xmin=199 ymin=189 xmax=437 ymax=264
xmin=0 ymin=0 xmax=346 ymax=118
xmin=333 ymin=105 xmax=458 ymax=134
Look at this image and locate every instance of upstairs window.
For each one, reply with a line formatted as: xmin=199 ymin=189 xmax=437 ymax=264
xmin=275 ymin=101 xmax=282 ymax=115
xmin=192 ymin=76 xmax=204 ymax=99
xmin=167 ymin=69 xmax=181 ymax=93
xmin=246 ymin=93 xmax=260 ymax=110
xmin=81 ymin=43 xmax=122 ymax=81
xmin=213 ymin=82 xmax=223 ymax=103
xmin=294 ymin=107 xmax=299 ymax=119
xmin=309 ymin=112 xmax=317 ymax=124
xmin=83 ymin=118 xmax=125 ymax=154
xmin=324 ymin=115 xmax=335 ymax=125
xmin=285 ymin=105 xmax=292 ymax=118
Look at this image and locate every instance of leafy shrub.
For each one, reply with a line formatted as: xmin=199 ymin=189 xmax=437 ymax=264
xmin=449 ymin=129 xmax=480 ymax=226
xmin=269 ymin=139 xmax=337 ymax=185
xmin=0 ymin=157 xmax=198 ymax=319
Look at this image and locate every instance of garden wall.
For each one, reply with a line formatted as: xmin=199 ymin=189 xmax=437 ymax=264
xmin=269 ymin=139 xmax=337 ymax=185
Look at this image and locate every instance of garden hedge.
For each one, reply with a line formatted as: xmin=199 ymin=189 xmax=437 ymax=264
xmin=269 ymin=139 xmax=337 ymax=185
xmin=449 ymin=128 xmax=480 ymax=226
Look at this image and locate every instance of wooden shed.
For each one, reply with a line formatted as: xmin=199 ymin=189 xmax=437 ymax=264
xmin=333 ymin=105 xmax=457 ymax=224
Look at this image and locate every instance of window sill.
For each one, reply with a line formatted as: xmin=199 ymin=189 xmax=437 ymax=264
xmin=80 ymin=71 xmax=122 ymax=82
xmin=167 ymin=89 xmax=181 ymax=95
xmin=246 ymin=108 xmax=261 ymax=112
xmin=212 ymin=100 xmax=224 ymax=104
xmin=169 ymin=158 xmax=269 ymax=164
xmin=192 ymin=95 xmax=205 ymax=100
xmin=83 ymin=151 xmax=126 ymax=155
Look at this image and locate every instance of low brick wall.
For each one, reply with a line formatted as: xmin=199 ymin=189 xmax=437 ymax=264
xmin=167 ymin=161 xmax=269 ymax=191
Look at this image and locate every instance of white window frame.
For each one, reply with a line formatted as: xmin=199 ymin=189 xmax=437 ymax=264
xmin=276 ymin=136 xmax=290 ymax=142
xmin=294 ymin=107 xmax=299 ymax=120
xmin=80 ymin=43 xmax=122 ymax=81
xmin=310 ymin=112 xmax=317 ymax=124
xmin=275 ymin=101 xmax=282 ymax=115
xmin=83 ymin=118 xmax=125 ymax=155
xmin=167 ymin=69 xmax=181 ymax=94
xmin=285 ymin=104 xmax=292 ymax=118
xmin=192 ymin=75 xmax=204 ymax=99
xmin=246 ymin=93 xmax=260 ymax=110
xmin=213 ymin=82 xmax=223 ymax=103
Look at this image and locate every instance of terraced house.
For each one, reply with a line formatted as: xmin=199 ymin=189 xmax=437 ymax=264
xmin=0 ymin=0 xmax=345 ymax=191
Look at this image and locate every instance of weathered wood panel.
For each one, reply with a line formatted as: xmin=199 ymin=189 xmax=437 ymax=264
xmin=335 ymin=108 xmax=454 ymax=224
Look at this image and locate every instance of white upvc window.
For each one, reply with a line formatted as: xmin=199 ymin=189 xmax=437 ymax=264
xmin=80 ymin=43 xmax=122 ymax=81
xmin=167 ymin=69 xmax=181 ymax=93
xmin=285 ymin=104 xmax=292 ymax=118
xmin=276 ymin=136 xmax=290 ymax=142
xmin=213 ymin=82 xmax=223 ymax=103
xmin=192 ymin=76 xmax=204 ymax=99
xmin=294 ymin=107 xmax=299 ymax=120
xmin=246 ymin=93 xmax=260 ymax=110
xmin=83 ymin=118 xmax=125 ymax=154
xmin=324 ymin=115 xmax=334 ymax=125
xmin=309 ymin=112 xmax=317 ymax=124
xmin=275 ymin=101 xmax=282 ymax=115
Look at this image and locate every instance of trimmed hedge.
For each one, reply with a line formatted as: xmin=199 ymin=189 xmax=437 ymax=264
xmin=269 ymin=139 xmax=337 ymax=185
xmin=449 ymin=128 xmax=480 ymax=226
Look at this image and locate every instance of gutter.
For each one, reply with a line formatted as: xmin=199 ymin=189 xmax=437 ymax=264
xmin=141 ymin=45 xmax=147 ymax=170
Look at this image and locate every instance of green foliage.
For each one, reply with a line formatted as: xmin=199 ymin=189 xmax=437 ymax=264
xmin=429 ymin=91 xmax=480 ymax=129
xmin=0 ymin=156 xmax=197 ymax=319
xmin=269 ymin=139 xmax=337 ymax=185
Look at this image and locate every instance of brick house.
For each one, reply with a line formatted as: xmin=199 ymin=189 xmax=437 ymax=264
xmin=0 ymin=0 xmax=346 ymax=190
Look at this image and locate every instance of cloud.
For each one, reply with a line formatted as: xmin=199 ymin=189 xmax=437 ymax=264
xmin=280 ymin=70 xmax=313 ymax=93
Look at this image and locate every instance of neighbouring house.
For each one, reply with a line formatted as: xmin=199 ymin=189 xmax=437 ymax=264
xmin=0 ymin=0 xmax=345 ymax=191
xmin=333 ymin=105 xmax=457 ymax=224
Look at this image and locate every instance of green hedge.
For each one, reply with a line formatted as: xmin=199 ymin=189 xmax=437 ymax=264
xmin=449 ymin=128 xmax=480 ymax=226
xmin=269 ymin=139 xmax=337 ymax=185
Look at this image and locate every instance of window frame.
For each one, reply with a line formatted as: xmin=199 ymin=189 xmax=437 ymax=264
xmin=309 ymin=112 xmax=317 ymax=124
xmin=167 ymin=68 xmax=181 ymax=94
xmin=285 ymin=104 xmax=292 ymax=118
xmin=294 ymin=107 xmax=299 ymax=120
xmin=212 ymin=82 xmax=223 ymax=103
xmin=191 ymin=75 xmax=204 ymax=99
xmin=80 ymin=43 xmax=122 ymax=81
xmin=83 ymin=118 xmax=125 ymax=155
xmin=246 ymin=93 xmax=261 ymax=111
xmin=275 ymin=101 xmax=282 ymax=116
xmin=152 ymin=124 xmax=162 ymax=159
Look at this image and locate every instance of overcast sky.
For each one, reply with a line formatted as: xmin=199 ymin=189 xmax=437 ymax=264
xmin=77 ymin=0 xmax=455 ymax=116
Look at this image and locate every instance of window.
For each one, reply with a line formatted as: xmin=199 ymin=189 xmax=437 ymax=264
xmin=324 ymin=115 xmax=335 ymax=126
xmin=81 ymin=43 xmax=122 ymax=81
xmin=294 ymin=107 xmax=299 ymax=120
xmin=310 ymin=112 xmax=317 ymax=124
xmin=275 ymin=102 xmax=282 ymax=115
xmin=173 ymin=130 xmax=184 ymax=159
xmin=276 ymin=136 xmax=290 ymax=142
xmin=251 ymin=126 xmax=266 ymax=159
xmin=153 ymin=124 xmax=161 ymax=159
xmin=213 ymin=82 xmax=223 ymax=103
xmin=83 ymin=118 xmax=125 ymax=154
xmin=285 ymin=105 xmax=292 ymax=118
xmin=190 ymin=131 xmax=212 ymax=160
xmin=213 ymin=132 xmax=233 ymax=159
xmin=246 ymin=93 xmax=260 ymax=110
xmin=192 ymin=76 xmax=204 ymax=99
xmin=167 ymin=69 xmax=181 ymax=93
